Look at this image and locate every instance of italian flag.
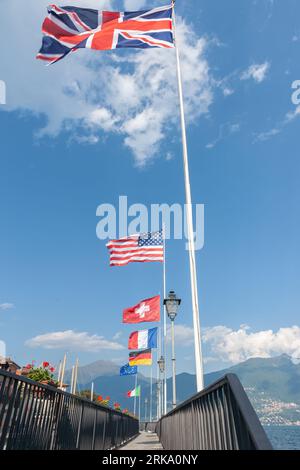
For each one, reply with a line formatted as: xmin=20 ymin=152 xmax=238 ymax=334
xmin=127 ymin=385 xmax=141 ymax=398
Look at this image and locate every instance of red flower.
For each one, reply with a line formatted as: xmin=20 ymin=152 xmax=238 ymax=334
xmin=43 ymin=362 xmax=50 ymax=368
xmin=49 ymin=367 xmax=55 ymax=373
xmin=25 ymin=364 xmax=32 ymax=370
xmin=97 ymin=395 xmax=103 ymax=402
xmin=106 ymin=396 xmax=110 ymax=401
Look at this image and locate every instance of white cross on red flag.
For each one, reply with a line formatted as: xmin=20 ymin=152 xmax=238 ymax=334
xmin=122 ymin=295 xmax=160 ymax=324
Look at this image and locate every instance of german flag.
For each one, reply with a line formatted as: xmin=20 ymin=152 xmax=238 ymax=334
xmin=129 ymin=348 xmax=152 ymax=366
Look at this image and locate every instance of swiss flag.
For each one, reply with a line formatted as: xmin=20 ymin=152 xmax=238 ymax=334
xmin=123 ymin=295 xmax=160 ymax=324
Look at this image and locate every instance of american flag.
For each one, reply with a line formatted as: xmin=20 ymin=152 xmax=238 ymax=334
xmin=106 ymin=231 xmax=164 ymax=267
xmin=37 ymin=4 xmax=174 ymax=65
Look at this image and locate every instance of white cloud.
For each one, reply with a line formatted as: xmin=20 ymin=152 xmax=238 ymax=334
xmin=285 ymin=105 xmax=300 ymax=122
xmin=25 ymin=330 xmax=125 ymax=352
xmin=0 ymin=0 xmax=213 ymax=166
xmin=124 ymin=0 xmax=147 ymax=9
xmin=206 ymin=121 xmax=240 ymax=149
xmin=166 ymin=324 xmax=194 ymax=345
xmin=254 ymin=127 xmax=280 ymax=142
xmin=112 ymin=331 xmax=123 ymax=340
xmin=203 ymin=324 xmax=300 ymax=364
xmin=254 ymin=105 xmax=300 ymax=142
xmin=0 ymin=303 xmax=14 ymax=311
xmin=223 ymin=87 xmax=234 ymax=97
xmin=241 ymin=62 xmax=270 ymax=83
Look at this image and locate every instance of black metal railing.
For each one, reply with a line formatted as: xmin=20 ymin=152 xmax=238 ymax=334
xmin=0 ymin=370 xmax=139 ymax=450
xmin=156 ymin=374 xmax=272 ymax=450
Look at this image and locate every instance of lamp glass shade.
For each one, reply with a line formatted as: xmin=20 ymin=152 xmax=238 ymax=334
xmin=158 ymin=356 xmax=165 ymax=373
xmin=164 ymin=291 xmax=181 ymax=320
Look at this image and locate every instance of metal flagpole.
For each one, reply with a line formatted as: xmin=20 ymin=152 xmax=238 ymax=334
xmin=156 ymin=348 xmax=160 ymax=420
xmin=133 ymin=374 xmax=138 ymax=416
xmin=73 ymin=357 xmax=79 ymax=395
xmin=91 ymin=382 xmax=94 ymax=401
xmin=157 ymin=326 xmax=161 ymax=418
xmin=60 ymin=353 xmax=67 ymax=389
xmin=57 ymin=360 xmax=62 ymax=384
xmin=163 ymin=224 xmax=167 ymax=414
xmin=138 ymin=386 xmax=141 ymax=422
xmin=70 ymin=365 xmax=75 ymax=394
xmin=172 ymin=1 xmax=204 ymax=391
xmin=150 ymin=363 xmax=153 ymax=422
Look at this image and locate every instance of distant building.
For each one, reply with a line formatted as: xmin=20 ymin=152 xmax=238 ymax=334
xmin=0 ymin=357 xmax=20 ymax=374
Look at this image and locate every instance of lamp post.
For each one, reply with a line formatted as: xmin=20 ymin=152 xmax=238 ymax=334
xmin=144 ymin=397 xmax=148 ymax=422
xmin=164 ymin=290 xmax=181 ymax=409
xmin=157 ymin=355 xmax=165 ymax=417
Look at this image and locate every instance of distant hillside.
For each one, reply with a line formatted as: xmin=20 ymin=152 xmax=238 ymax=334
xmin=205 ymin=354 xmax=300 ymax=404
xmin=64 ymin=359 xmax=120 ymax=385
xmin=71 ymin=355 xmax=300 ymax=424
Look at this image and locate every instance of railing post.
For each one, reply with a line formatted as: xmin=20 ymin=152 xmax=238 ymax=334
xmin=0 ymin=370 xmax=139 ymax=451
xmin=76 ymin=402 xmax=84 ymax=450
xmin=91 ymin=407 xmax=97 ymax=450
xmin=156 ymin=373 xmax=272 ymax=451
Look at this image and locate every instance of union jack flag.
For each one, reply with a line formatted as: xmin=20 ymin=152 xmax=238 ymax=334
xmin=37 ymin=4 xmax=174 ymax=65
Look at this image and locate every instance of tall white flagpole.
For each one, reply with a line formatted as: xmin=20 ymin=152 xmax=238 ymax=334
xmin=70 ymin=365 xmax=75 ymax=394
xmin=91 ymin=381 xmax=94 ymax=401
xmin=172 ymin=2 xmax=204 ymax=391
xmin=138 ymin=386 xmax=141 ymax=422
xmin=60 ymin=353 xmax=67 ymax=389
xmin=73 ymin=357 xmax=79 ymax=394
xmin=150 ymin=362 xmax=153 ymax=422
xmin=162 ymin=224 xmax=167 ymax=414
xmin=57 ymin=360 xmax=62 ymax=384
xmin=156 ymin=348 xmax=160 ymax=419
xmin=133 ymin=373 xmax=138 ymax=416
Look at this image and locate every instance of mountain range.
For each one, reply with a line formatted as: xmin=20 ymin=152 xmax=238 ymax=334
xmin=66 ymin=354 xmax=300 ymax=425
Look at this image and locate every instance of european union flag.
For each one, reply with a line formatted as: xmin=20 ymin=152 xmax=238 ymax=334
xmin=120 ymin=363 xmax=137 ymax=376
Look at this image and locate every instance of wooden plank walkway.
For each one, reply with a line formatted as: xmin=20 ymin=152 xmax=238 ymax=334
xmin=120 ymin=431 xmax=163 ymax=450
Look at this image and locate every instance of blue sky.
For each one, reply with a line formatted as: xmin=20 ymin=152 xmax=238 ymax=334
xmin=1 ymin=0 xmax=300 ymax=379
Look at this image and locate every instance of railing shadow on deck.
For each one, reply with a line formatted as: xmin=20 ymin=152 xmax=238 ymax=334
xmin=156 ymin=373 xmax=273 ymax=450
xmin=0 ymin=370 xmax=139 ymax=450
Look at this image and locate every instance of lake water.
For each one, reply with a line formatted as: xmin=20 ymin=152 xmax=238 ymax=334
xmin=264 ymin=426 xmax=300 ymax=450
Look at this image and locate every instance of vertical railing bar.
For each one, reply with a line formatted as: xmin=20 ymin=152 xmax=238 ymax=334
xmin=15 ymin=382 xmax=36 ymax=449
xmin=221 ymin=385 xmax=233 ymax=449
xmin=92 ymin=406 xmax=97 ymax=450
xmin=217 ymin=388 xmax=226 ymax=450
xmin=224 ymin=384 xmax=239 ymax=449
xmin=199 ymin=399 xmax=205 ymax=450
xmin=5 ymin=380 xmax=24 ymax=450
xmin=212 ymin=390 xmax=222 ymax=450
xmin=0 ymin=378 xmax=19 ymax=449
xmin=25 ymin=385 xmax=45 ymax=449
xmin=75 ymin=401 xmax=84 ymax=450
xmin=41 ymin=391 xmax=56 ymax=450
xmin=207 ymin=394 xmax=216 ymax=449
xmin=6 ymin=381 xmax=28 ymax=450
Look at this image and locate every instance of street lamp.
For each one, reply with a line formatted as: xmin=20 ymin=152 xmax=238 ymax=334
xmin=164 ymin=290 xmax=181 ymax=409
xmin=158 ymin=355 xmax=165 ymax=374
xmin=157 ymin=355 xmax=165 ymax=418
xmin=144 ymin=398 xmax=148 ymax=422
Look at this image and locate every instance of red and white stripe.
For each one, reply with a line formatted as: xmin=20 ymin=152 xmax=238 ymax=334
xmin=106 ymin=235 xmax=164 ymax=266
xmin=128 ymin=330 xmax=149 ymax=350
